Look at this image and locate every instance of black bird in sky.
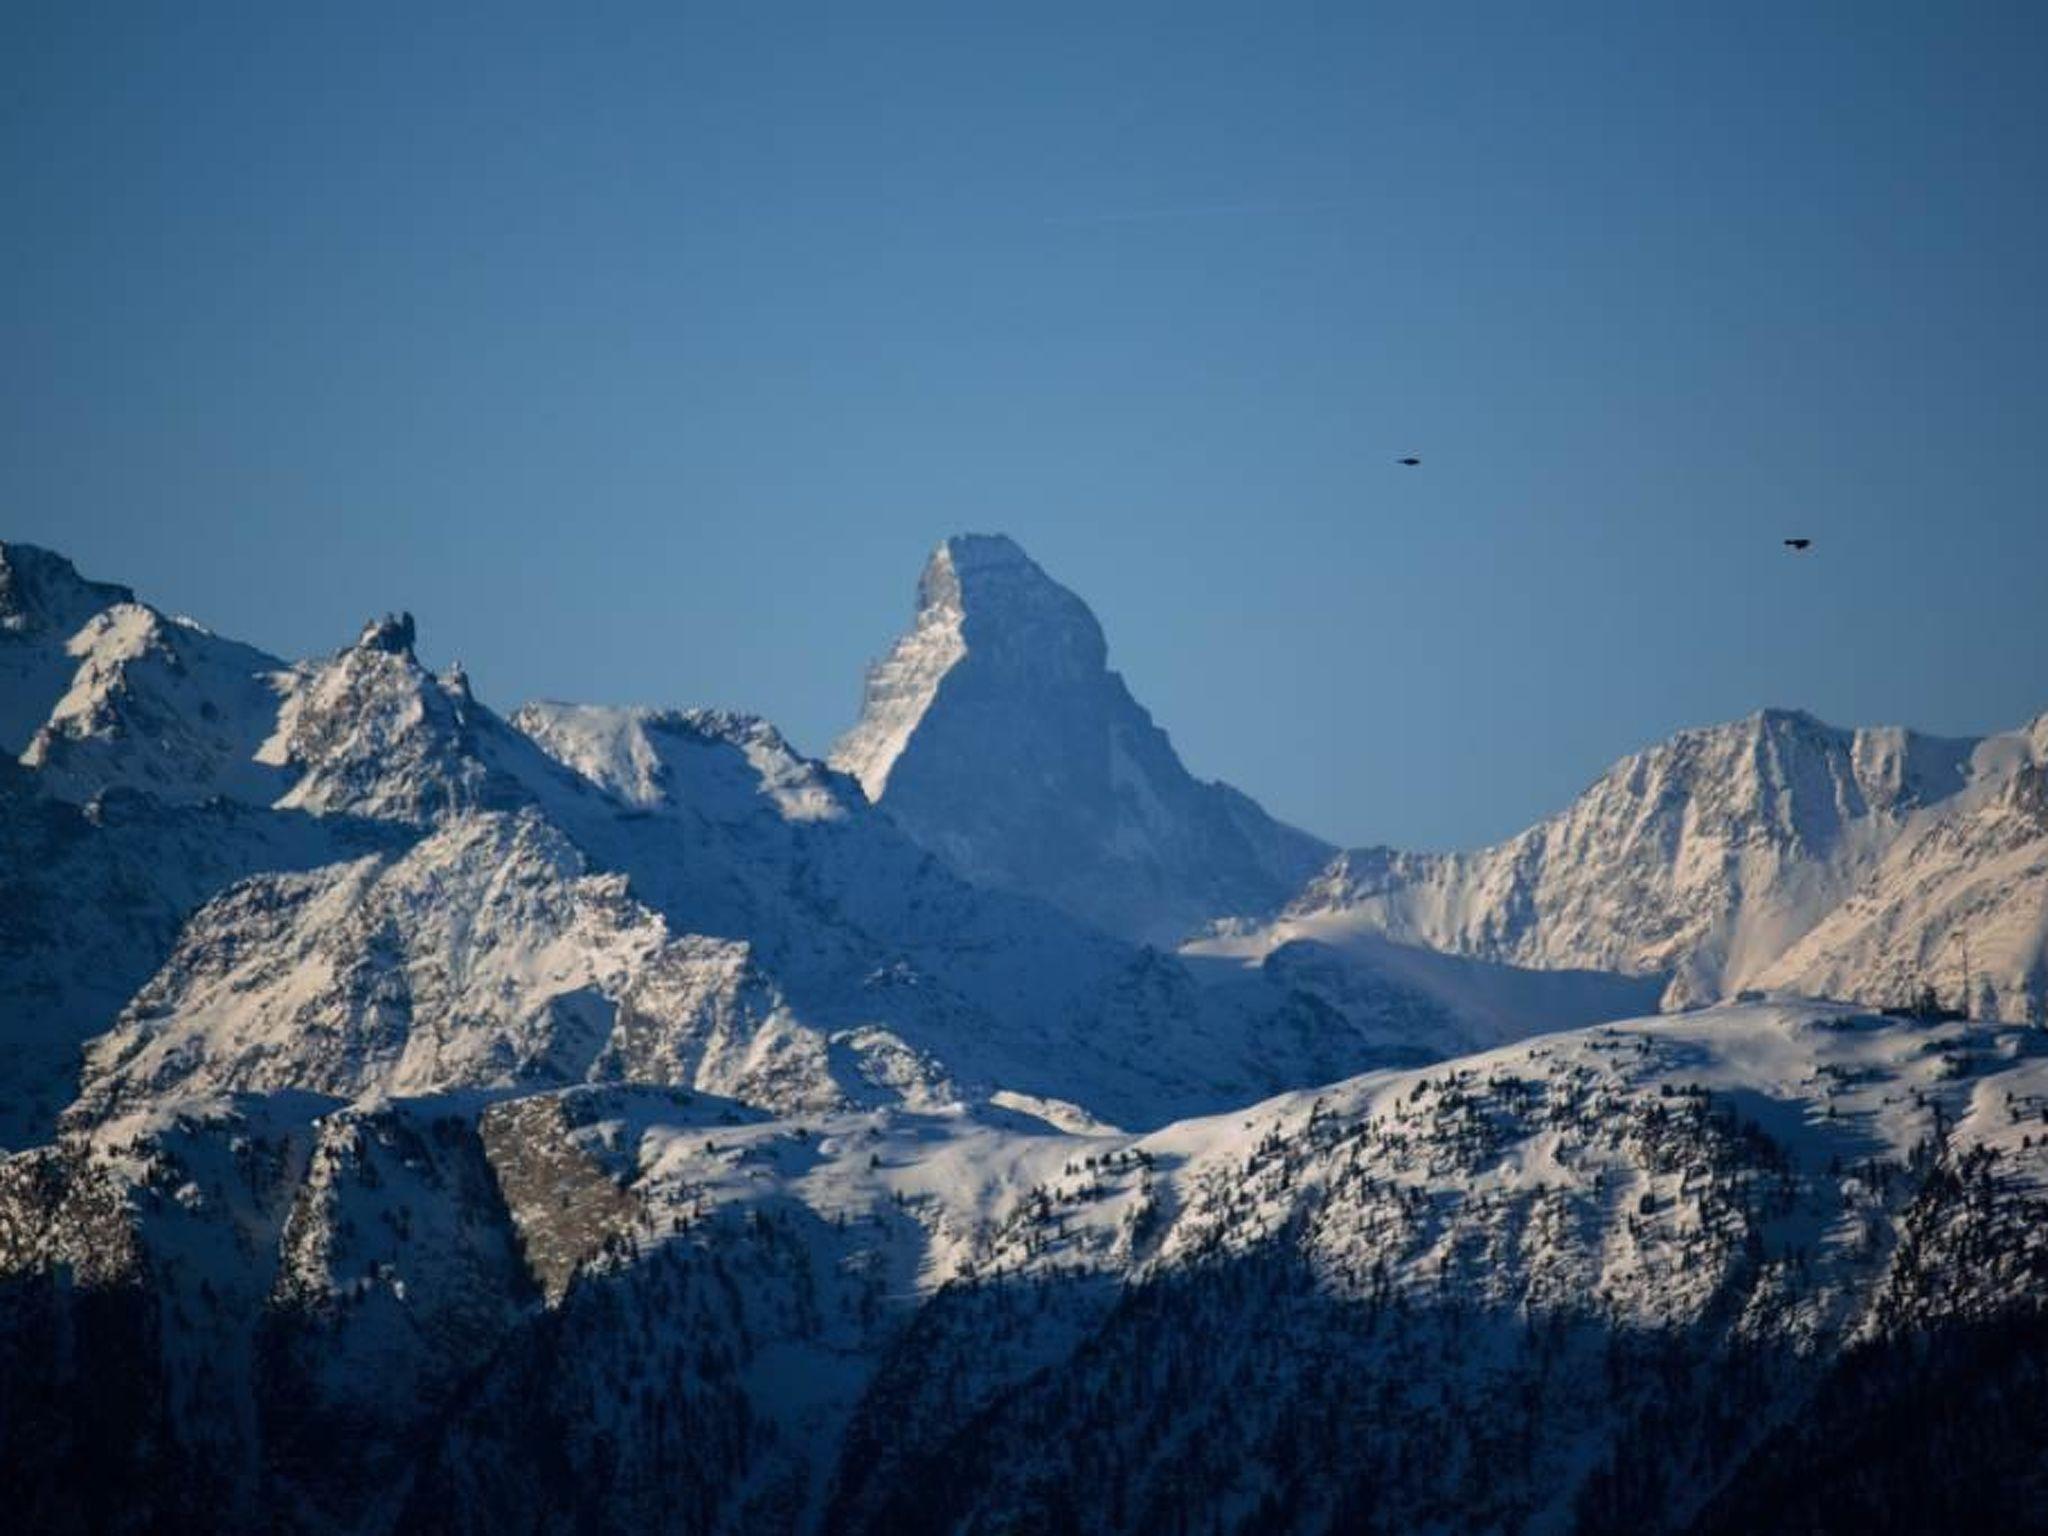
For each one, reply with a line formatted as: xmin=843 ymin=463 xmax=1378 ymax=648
xmin=1784 ymin=538 xmax=1813 ymax=551
xmin=1397 ymin=456 xmax=1421 ymax=467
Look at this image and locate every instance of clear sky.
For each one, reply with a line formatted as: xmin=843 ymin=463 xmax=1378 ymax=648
xmin=4 ymin=2 xmax=2044 ymax=850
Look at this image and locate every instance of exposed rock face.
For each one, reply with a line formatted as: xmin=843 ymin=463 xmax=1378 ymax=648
xmin=834 ymin=535 xmax=1332 ymax=945
xmin=355 ymin=611 xmax=417 ymax=655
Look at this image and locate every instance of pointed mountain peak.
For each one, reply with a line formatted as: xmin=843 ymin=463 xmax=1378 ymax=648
xmin=933 ymin=530 xmax=1032 ymax=574
xmin=0 ymin=542 xmax=135 ymax=637
xmin=921 ymin=534 xmax=1106 ymax=671
xmin=260 ymin=611 xmax=537 ymax=825
xmin=834 ymin=535 xmax=1107 ymax=804
xmin=832 ymin=535 xmax=1329 ymax=943
xmin=1655 ymin=707 xmax=1837 ymax=752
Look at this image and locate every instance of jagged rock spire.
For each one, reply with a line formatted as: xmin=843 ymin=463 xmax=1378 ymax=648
xmin=356 ymin=610 xmax=417 ymax=655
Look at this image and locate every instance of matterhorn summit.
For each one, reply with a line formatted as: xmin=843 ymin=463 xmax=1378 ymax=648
xmin=833 ymin=534 xmax=1331 ymax=944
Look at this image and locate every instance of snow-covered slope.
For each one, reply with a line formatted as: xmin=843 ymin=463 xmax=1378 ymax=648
xmin=0 ymin=759 xmax=374 ymax=1147
xmin=832 ymin=535 xmax=1332 ymax=946
xmin=0 ymin=542 xmax=137 ymax=753
xmin=829 ymin=1000 xmax=2048 ymax=1533
xmin=1247 ymin=707 xmax=2047 ymax=1013
xmin=22 ymin=602 xmax=291 ymax=806
xmin=10 ymin=1001 xmax=2048 ymax=1531
xmin=70 ymin=810 xmax=826 ymax=1118
xmin=511 ymin=699 xmax=1641 ymax=1119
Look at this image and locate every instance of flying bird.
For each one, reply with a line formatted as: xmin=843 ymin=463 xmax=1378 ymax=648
xmin=1397 ymin=456 xmax=1421 ymax=467
xmin=1783 ymin=538 xmax=1812 ymax=551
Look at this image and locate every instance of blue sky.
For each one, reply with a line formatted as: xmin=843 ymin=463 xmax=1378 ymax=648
xmin=4 ymin=1 xmax=2044 ymax=849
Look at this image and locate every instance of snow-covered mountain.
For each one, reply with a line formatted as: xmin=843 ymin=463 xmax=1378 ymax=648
xmin=831 ymin=537 xmax=2048 ymax=1025
xmin=5 ymin=531 xmax=2048 ymax=1532
xmin=9 ymin=1001 xmax=2048 ymax=1531
xmin=0 ymin=755 xmax=371 ymax=1145
xmin=832 ymin=535 xmax=1332 ymax=946
xmin=1 ymin=540 xmax=1574 ymax=1156
xmin=1226 ymin=706 xmax=2048 ymax=1019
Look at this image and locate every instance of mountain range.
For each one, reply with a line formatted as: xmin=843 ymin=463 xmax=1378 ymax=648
xmin=3 ymin=531 xmax=2045 ymax=1533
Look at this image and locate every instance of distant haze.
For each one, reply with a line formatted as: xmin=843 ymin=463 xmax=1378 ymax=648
xmin=6 ymin=2 xmax=2045 ymax=850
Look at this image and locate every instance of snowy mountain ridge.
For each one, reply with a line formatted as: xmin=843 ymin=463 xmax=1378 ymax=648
xmin=4 ymin=538 xmax=1586 ymax=1155
xmin=4 ymin=531 xmax=2048 ymax=1531
xmin=1219 ymin=703 xmax=2048 ymax=1024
